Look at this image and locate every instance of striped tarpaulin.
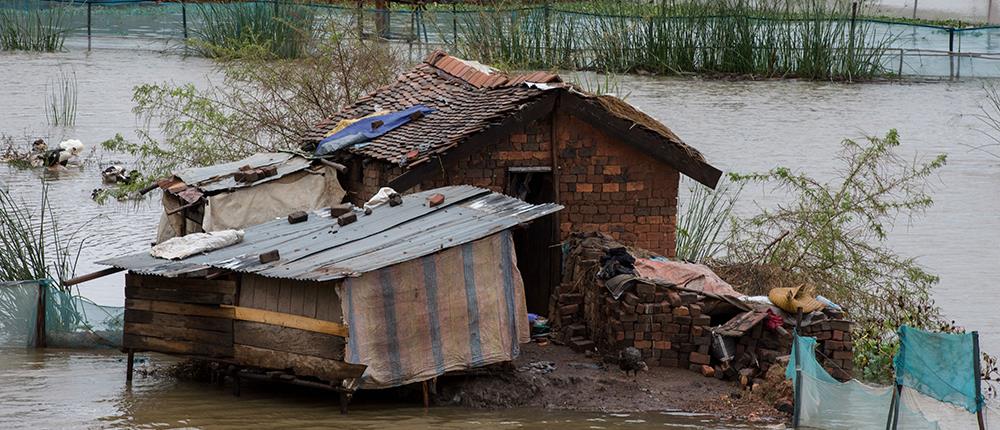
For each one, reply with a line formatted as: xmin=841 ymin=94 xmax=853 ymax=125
xmin=339 ymin=230 xmax=529 ymax=389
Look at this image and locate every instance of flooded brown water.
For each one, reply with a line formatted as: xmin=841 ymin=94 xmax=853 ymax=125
xmin=1 ymin=47 xmax=998 ymax=428
xmin=0 ymin=349 xmax=772 ymax=429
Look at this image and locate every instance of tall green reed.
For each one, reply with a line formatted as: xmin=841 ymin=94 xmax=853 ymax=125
xmin=675 ymin=179 xmax=742 ymax=263
xmin=46 ymin=70 xmax=78 ymax=127
xmin=0 ymin=2 xmax=70 ymax=52
xmin=191 ymin=2 xmax=317 ymax=59
xmin=458 ymin=0 xmax=896 ymax=81
xmin=0 ymin=184 xmax=89 ymax=341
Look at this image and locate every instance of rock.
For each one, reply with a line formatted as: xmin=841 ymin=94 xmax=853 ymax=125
xmin=775 ymin=400 xmax=794 ymax=414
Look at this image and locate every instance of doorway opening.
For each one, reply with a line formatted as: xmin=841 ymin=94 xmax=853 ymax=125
xmin=507 ymin=168 xmax=559 ymax=317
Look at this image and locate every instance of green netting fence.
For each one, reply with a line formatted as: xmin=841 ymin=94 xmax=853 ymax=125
xmin=0 ymin=280 xmax=123 ymax=349
xmin=2 ymin=0 xmax=1000 ymax=78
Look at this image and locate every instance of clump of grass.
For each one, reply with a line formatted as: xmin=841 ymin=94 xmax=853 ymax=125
xmin=191 ymin=2 xmax=316 ymax=59
xmin=46 ymin=70 xmax=78 ymax=127
xmin=0 ymin=2 xmax=70 ymax=52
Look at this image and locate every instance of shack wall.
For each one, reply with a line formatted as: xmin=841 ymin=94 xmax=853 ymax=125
xmin=233 ymin=275 xmax=359 ymax=382
xmin=351 ymin=110 xmax=680 ymax=257
xmin=123 ymin=273 xmax=236 ymax=358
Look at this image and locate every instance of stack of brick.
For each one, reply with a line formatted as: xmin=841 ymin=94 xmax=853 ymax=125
xmin=801 ymin=319 xmax=854 ymax=380
xmin=588 ymin=281 xmax=715 ymax=369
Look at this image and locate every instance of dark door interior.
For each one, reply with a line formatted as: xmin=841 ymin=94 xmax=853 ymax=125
xmin=508 ymin=170 xmax=558 ymax=316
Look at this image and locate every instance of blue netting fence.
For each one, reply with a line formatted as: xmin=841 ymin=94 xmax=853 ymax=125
xmin=3 ymin=1 xmax=1000 ymax=76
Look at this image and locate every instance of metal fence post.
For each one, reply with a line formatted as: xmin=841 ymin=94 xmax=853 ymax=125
xmin=181 ymin=0 xmax=188 ymax=40
xmin=949 ymin=28 xmax=956 ymax=80
xmin=87 ymin=0 xmax=92 ymax=51
xmin=792 ymin=308 xmax=802 ymax=429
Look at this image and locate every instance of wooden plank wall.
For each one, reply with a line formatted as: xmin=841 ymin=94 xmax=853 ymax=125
xmin=239 ymin=274 xmax=342 ymax=322
xmin=234 ymin=274 xmax=362 ymax=382
xmin=123 ymin=273 xmax=236 ymax=358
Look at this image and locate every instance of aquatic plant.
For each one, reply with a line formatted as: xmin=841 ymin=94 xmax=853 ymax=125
xmin=46 ymin=70 xmax=78 ymax=127
xmin=190 ymin=2 xmax=317 ymax=59
xmin=0 ymin=183 xmax=93 ymax=345
xmin=675 ymin=179 xmax=741 ymax=263
xmin=0 ymin=2 xmax=70 ymax=52
xmin=458 ymin=0 xmax=896 ymax=81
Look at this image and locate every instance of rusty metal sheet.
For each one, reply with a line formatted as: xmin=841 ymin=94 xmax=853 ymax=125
xmin=98 ymin=186 xmax=562 ymax=282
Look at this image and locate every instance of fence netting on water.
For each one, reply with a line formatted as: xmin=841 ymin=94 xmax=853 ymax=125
xmin=788 ymin=334 xmax=989 ymax=430
xmin=3 ymin=0 xmax=1000 ymax=77
xmin=0 ymin=280 xmax=123 ymax=349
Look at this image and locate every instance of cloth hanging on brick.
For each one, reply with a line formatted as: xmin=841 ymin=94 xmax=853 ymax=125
xmin=597 ymin=247 xmax=636 ymax=280
xmin=633 ymin=258 xmax=743 ymax=300
xmin=315 ymin=105 xmax=435 ymax=157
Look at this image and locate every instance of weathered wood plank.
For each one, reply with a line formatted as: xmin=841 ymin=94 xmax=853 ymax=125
xmin=125 ymin=322 xmax=233 ymax=345
xmin=315 ymin=286 xmax=330 ymax=321
xmin=128 ymin=274 xmax=237 ymax=295
xmin=289 ymin=281 xmax=304 ymax=316
xmin=125 ymin=309 xmax=232 ymax=333
xmin=223 ymin=305 xmax=348 ymax=337
xmin=277 ymin=280 xmax=290 ymax=314
xmin=264 ymin=282 xmax=279 ymax=311
xmin=125 ymin=286 xmax=234 ymax=305
xmin=233 ymin=344 xmax=365 ymax=382
xmin=234 ymin=321 xmax=345 ymax=360
xmin=126 ymin=299 xmax=234 ymax=319
xmin=124 ymin=334 xmax=232 ymax=358
xmin=302 ymin=284 xmax=317 ymax=319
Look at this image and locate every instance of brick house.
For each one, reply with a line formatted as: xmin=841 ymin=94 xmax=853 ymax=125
xmin=303 ymin=51 xmax=721 ymax=315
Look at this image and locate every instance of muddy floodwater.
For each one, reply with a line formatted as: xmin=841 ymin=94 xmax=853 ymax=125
xmin=1 ymin=46 xmax=998 ymax=428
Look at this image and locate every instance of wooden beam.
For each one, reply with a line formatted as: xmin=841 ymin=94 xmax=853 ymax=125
xmin=234 ymin=320 xmax=345 ymax=360
xmin=126 ymin=299 xmax=235 ymax=319
xmin=223 ymin=305 xmax=349 ymax=338
xmin=388 ymin=93 xmax=558 ymax=191
xmin=234 ymin=344 xmax=366 ymax=382
xmin=63 ymin=267 xmax=124 ymax=286
xmin=558 ymin=92 xmax=722 ymax=189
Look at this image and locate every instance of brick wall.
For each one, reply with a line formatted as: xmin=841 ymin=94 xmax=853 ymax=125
xmin=350 ymin=110 xmax=681 ymax=257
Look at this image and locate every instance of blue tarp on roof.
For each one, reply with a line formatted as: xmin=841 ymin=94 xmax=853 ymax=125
xmin=315 ymin=105 xmax=434 ymax=157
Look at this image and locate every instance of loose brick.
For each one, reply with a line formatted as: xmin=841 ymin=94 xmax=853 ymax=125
xmin=690 ymin=351 xmax=711 ymax=365
xmin=672 ymin=306 xmax=690 ymax=317
xmin=634 ymin=340 xmax=652 ymax=349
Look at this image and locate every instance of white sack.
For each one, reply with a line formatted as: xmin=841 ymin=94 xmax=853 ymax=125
xmin=151 ymin=229 xmax=244 ymax=260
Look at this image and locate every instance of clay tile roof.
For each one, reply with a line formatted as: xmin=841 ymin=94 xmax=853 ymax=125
xmin=303 ymin=51 xmax=719 ymax=187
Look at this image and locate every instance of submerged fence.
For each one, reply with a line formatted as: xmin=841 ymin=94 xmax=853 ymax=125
xmin=4 ymin=0 xmax=1000 ymax=78
xmin=0 ymin=280 xmax=123 ymax=349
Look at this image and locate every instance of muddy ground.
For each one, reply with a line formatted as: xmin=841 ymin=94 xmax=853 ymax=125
xmin=432 ymin=342 xmax=787 ymax=424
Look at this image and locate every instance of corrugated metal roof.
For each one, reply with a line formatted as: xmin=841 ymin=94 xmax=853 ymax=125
xmin=172 ymin=152 xmax=314 ymax=194
xmin=99 ymin=186 xmax=562 ymax=282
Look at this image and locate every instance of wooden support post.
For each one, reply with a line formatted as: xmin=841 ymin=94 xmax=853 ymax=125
xmin=34 ymin=282 xmax=46 ymax=348
xmin=232 ymin=368 xmax=241 ymax=397
xmin=339 ymin=391 xmax=349 ymax=414
xmin=949 ymin=28 xmax=956 ymax=80
xmin=126 ymin=349 xmax=135 ymax=382
xmin=973 ymin=331 xmax=985 ymax=430
xmin=422 ymin=380 xmax=430 ymax=408
xmin=451 ymin=3 xmax=457 ymax=49
xmin=890 ymin=385 xmax=902 ymax=430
